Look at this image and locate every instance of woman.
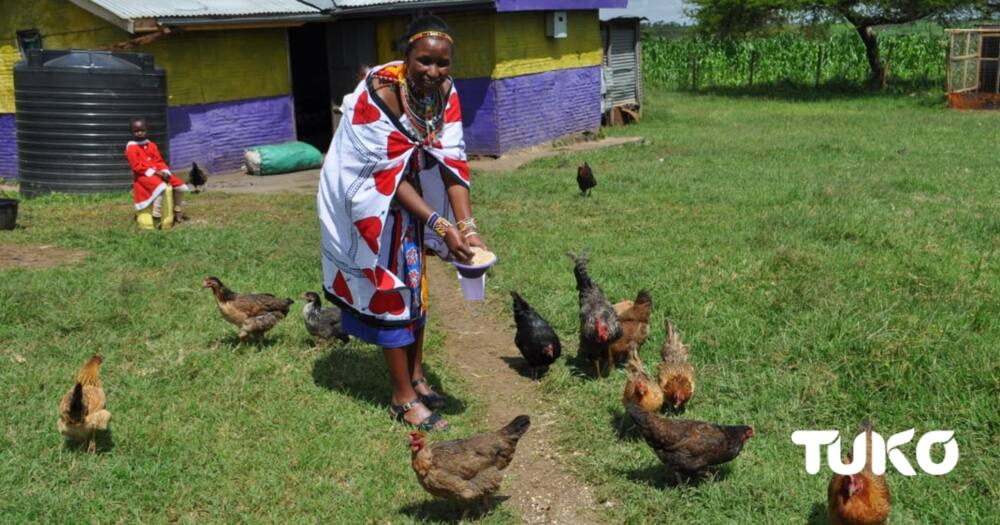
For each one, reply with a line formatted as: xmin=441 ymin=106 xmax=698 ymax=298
xmin=318 ymin=16 xmax=486 ymax=431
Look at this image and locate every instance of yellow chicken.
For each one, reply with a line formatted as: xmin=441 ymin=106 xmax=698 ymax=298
xmin=657 ymin=320 xmax=695 ymax=412
xmin=58 ymin=354 xmax=111 ymax=453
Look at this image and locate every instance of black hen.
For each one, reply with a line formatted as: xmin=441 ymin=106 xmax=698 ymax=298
xmin=626 ymin=403 xmax=753 ymax=478
xmin=302 ymin=291 xmax=349 ymax=344
xmin=577 ymin=161 xmax=596 ymax=196
xmin=188 ymin=162 xmax=207 ymax=192
xmin=567 ymin=248 xmax=622 ymax=378
xmin=511 ymin=291 xmax=561 ymax=376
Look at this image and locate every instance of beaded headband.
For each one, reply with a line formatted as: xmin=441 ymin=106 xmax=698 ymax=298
xmin=408 ymin=30 xmax=453 ymax=45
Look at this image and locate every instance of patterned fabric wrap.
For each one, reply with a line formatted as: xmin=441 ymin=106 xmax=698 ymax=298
xmin=318 ymin=61 xmax=470 ymax=325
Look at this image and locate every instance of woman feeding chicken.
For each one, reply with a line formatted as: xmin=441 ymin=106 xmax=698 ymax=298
xmin=318 ymin=16 xmax=487 ymax=432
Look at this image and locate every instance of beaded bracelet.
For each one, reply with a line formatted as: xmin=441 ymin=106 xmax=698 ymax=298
xmin=457 ymin=217 xmax=479 ymax=238
xmin=426 ymin=212 xmax=455 ymax=237
xmin=456 ymin=217 xmax=477 ymax=232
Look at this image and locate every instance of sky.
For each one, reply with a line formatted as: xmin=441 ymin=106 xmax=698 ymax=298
xmin=600 ymin=0 xmax=691 ymax=23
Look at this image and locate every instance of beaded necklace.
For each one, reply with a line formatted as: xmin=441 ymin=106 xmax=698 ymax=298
xmin=399 ymin=69 xmax=445 ymax=145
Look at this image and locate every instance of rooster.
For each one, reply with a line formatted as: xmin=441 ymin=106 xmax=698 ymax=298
xmin=626 ymin=403 xmax=753 ymax=478
xmin=622 ymin=347 xmax=664 ymax=415
xmin=302 ymin=291 xmax=348 ymax=344
xmin=188 ymin=161 xmax=207 ymax=193
xmin=203 ymin=277 xmax=293 ymax=340
xmin=576 ymin=161 xmax=596 ymax=196
xmin=58 ymin=354 xmax=111 ymax=453
xmin=567 ymin=249 xmax=622 ymax=378
xmin=658 ymin=319 xmax=695 ymax=412
xmin=609 ymin=290 xmax=652 ymax=365
xmin=511 ymin=291 xmax=561 ymax=377
xmin=828 ymin=419 xmax=891 ymax=525
xmin=409 ymin=415 xmax=531 ymax=519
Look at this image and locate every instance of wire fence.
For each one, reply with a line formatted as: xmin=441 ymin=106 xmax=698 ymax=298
xmin=643 ymin=30 xmax=949 ymax=90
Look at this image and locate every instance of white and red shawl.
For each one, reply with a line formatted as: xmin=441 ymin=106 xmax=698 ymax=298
xmin=318 ymin=61 xmax=470 ymax=325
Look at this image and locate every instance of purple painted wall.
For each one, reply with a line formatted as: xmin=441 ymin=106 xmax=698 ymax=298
xmin=167 ymin=95 xmax=295 ymax=174
xmin=495 ymin=0 xmax=626 ymax=11
xmin=454 ymin=78 xmax=499 ymax=155
xmin=0 ymin=114 xmax=16 ymax=179
xmin=495 ymin=66 xmax=602 ymax=152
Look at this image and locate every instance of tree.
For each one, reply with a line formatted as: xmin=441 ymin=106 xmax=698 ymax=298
xmin=687 ymin=1 xmax=990 ymax=88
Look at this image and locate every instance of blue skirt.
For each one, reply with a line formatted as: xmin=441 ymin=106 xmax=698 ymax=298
xmin=340 ymin=307 xmax=426 ymax=348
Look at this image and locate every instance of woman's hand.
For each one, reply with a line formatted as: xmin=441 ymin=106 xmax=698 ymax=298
xmin=443 ymin=226 xmax=474 ymax=262
xmin=466 ymin=233 xmax=488 ymax=252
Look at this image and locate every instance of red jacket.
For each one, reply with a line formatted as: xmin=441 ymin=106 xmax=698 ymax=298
xmin=126 ymin=140 xmax=186 ymax=210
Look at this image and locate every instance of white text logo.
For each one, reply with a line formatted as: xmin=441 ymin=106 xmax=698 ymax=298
xmin=791 ymin=430 xmax=958 ymax=476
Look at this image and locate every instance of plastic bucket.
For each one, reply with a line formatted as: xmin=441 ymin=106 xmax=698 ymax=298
xmin=0 ymin=199 xmax=18 ymax=230
xmin=457 ymin=272 xmax=486 ymax=301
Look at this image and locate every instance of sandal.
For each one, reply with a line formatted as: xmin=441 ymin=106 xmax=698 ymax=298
xmin=389 ymin=399 xmax=449 ymax=432
xmin=412 ymin=377 xmax=447 ymax=410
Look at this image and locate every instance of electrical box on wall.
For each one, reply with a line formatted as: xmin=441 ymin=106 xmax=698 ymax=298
xmin=546 ymin=11 xmax=568 ymax=39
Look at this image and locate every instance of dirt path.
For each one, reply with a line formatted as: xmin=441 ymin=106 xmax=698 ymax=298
xmin=426 ymin=259 xmax=602 ymax=524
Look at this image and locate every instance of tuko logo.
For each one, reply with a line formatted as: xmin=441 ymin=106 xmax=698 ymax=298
xmin=791 ymin=429 xmax=958 ymax=476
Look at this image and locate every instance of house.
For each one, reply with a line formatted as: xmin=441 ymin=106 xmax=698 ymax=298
xmin=342 ymin=0 xmax=627 ymax=155
xmin=0 ymin=0 xmax=627 ymax=181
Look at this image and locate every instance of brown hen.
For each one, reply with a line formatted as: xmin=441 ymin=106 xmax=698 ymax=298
xmin=626 ymin=403 xmax=753 ymax=478
xmin=609 ymin=290 xmax=652 ymax=365
xmin=203 ymin=276 xmax=293 ymax=340
xmin=58 ymin=354 xmax=111 ymax=453
xmin=409 ymin=415 xmax=531 ymax=518
xmin=828 ymin=419 xmax=891 ymax=525
xmin=622 ymin=347 xmax=664 ymax=414
xmin=658 ymin=319 xmax=695 ymax=412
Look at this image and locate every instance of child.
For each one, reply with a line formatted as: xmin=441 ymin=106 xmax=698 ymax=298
xmin=125 ymin=118 xmax=188 ymax=224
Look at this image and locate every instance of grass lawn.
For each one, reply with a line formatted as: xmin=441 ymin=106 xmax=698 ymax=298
xmin=475 ymin=89 xmax=1000 ymax=523
xmin=2 ymin=88 xmax=999 ymax=523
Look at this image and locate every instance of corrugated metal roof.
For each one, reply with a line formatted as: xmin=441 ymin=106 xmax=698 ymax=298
xmin=84 ymin=0 xmax=321 ymax=19
xmin=329 ymin=0 xmax=482 ymax=7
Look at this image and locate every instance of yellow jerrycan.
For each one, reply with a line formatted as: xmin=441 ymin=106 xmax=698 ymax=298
xmin=136 ymin=186 xmax=174 ymax=230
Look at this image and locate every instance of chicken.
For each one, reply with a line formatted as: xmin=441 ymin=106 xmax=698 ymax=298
xmin=58 ymin=354 xmax=111 ymax=453
xmin=302 ymin=291 xmax=349 ymax=344
xmin=658 ymin=319 xmax=695 ymax=412
xmin=202 ymin=276 xmax=293 ymax=340
xmin=576 ymin=161 xmax=596 ymax=196
xmin=609 ymin=290 xmax=652 ymax=365
xmin=622 ymin=347 xmax=664 ymax=414
xmin=626 ymin=403 xmax=753 ymax=478
xmin=409 ymin=415 xmax=531 ymax=518
xmin=511 ymin=291 xmax=561 ymax=376
xmin=188 ymin=161 xmax=207 ymax=192
xmin=567 ymin=249 xmax=623 ymax=378
xmin=828 ymin=419 xmax=891 ymax=525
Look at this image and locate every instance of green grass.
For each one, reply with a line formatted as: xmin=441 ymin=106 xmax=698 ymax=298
xmin=0 ymin=193 xmax=510 ymax=523
xmin=473 ymin=89 xmax=999 ymax=523
xmin=3 ymin=88 xmax=1000 ymax=523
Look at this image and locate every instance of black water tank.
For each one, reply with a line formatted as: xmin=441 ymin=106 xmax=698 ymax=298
xmin=14 ymin=49 xmax=167 ymax=196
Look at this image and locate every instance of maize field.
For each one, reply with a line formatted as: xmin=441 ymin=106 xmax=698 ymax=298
xmin=643 ymin=29 xmax=948 ymax=89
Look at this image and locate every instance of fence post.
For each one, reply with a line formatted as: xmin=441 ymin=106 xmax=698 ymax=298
xmin=690 ymin=50 xmax=698 ymax=90
xmin=749 ymin=49 xmax=757 ymax=87
xmin=815 ymin=45 xmax=824 ymax=88
xmin=882 ymin=41 xmax=893 ymax=89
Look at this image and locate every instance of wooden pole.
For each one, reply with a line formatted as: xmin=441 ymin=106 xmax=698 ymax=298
xmin=815 ymin=45 xmax=824 ymax=88
xmin=690 ymin=50 xmax=698 ymax=90
xmin=881 ymin=41 xmax=893 ymax=89
xmin=749 ymin=49 xmax=757 ymax=87
xmin=946 ymin=34 xmax=952 ymax=93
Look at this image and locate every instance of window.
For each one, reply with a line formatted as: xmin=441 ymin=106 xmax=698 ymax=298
xmin=16 ymin=29 xmax=42 ymax=56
